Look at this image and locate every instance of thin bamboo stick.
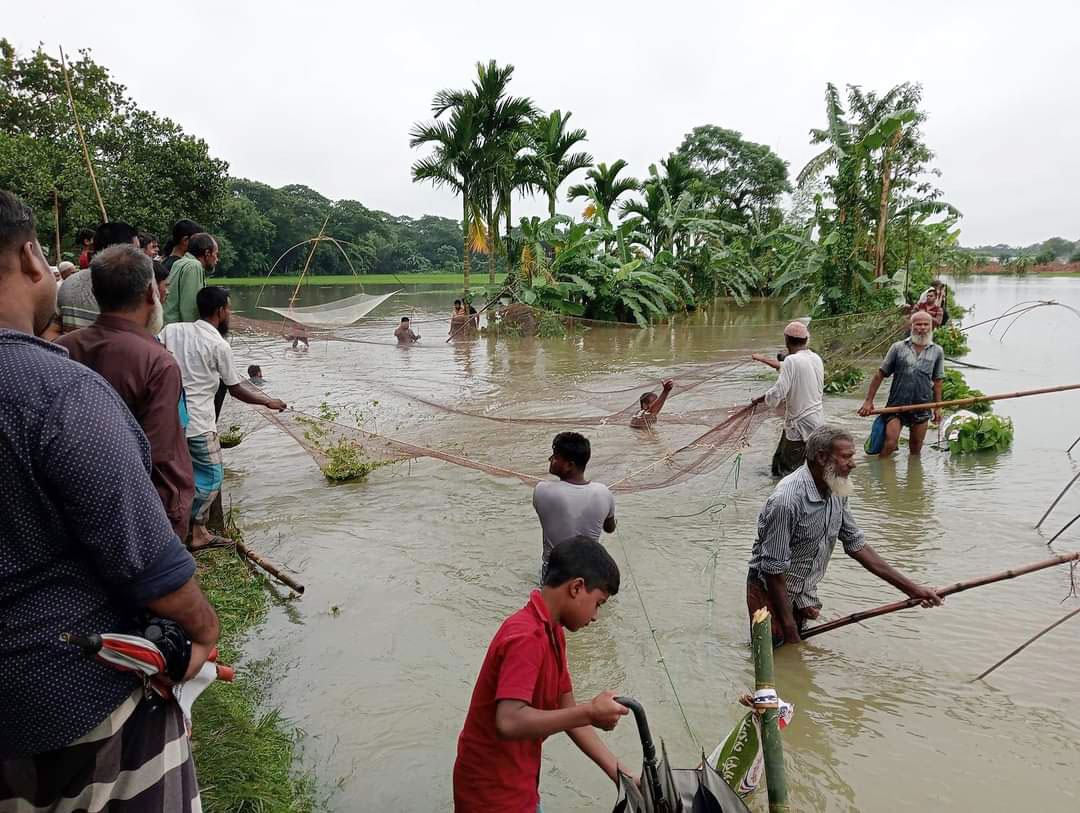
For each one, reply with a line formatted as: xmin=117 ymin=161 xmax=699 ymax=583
xmin=289 ymin=214 xmax=330 ymax=307
xmin=1048 ymin=512 xmax=1080 ymax=545
xmin=801 ymin=551 xmax=1080 ymax=640
xmin=971 ymin=606 xmax=1080 ymax=682
xmin=58 ymin=46 xmax=107 ymax=223
xmin=52 ymin=188 xmax=62 ymax=264
xmin=1035 ymin=470 xmax=1080 ymax=529
xmin=751 ymin=608 xmax=789 ymax=812
xmin=235 ymin=540 xmax=305 ymax=594
xmin=868 ymin=383 xmax=1080 ymax=415
xmin=1068 ymin=434 xmax=1080 ymax=455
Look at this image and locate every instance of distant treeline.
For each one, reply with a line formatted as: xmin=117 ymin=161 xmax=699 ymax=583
xmin=962 ymin=236 xmax=1080 ymax=263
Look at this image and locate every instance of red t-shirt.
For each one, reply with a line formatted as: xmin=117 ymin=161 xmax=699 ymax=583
xmin=453 ymin=590 xmax=573 ymax=812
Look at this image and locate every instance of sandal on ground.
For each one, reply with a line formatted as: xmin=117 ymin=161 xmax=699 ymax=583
xmin=187 ymin=535 xmax=234 ymax=552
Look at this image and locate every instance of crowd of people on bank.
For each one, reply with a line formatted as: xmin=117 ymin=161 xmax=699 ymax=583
xmin=1 ymin=187 xmax=948 ymax=811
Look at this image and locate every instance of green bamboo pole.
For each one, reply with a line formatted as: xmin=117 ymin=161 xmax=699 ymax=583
xmin=751 ymin=608 xmax=790 ymax=812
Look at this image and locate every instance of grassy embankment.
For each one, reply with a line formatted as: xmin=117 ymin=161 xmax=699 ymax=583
xmin=216 ymin=272 xmax=508 ymax=286
xmin=190 ymin=534 xmax=315 ymax=813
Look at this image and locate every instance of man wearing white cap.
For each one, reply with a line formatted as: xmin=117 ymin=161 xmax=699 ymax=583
xmin=751 ymin=320 xmax=825 ymax=477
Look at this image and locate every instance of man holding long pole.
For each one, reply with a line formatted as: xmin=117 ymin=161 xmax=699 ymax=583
xmin=745 ymin=425 xmax=942 ymax=646
xmin=858 ymin=311 xmax=944 ymax=457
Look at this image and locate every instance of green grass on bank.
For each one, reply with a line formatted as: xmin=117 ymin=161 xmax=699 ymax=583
xmin=216 ymin=272 xmax=507 ymax=287
xmin=191 ymin=543 xmax=315 ymax=813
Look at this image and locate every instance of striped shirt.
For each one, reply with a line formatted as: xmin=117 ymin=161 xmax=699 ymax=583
xmin=55 ymin=268 xmax=99 ymax=333
xmin=747 ymin=464 xmax=865 ymax=610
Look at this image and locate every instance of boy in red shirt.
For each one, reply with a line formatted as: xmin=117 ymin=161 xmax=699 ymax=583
xmin=453 ymin=539 xmax=630 ymax=811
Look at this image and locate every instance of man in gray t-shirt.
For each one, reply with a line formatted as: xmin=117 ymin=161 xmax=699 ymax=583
xmin=532 ymin=432 xmax=616 ymax=578
xmin=858 ymin=311 xmax=945 ymax=457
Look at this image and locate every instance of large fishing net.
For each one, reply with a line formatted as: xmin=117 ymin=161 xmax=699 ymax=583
xmin=256 ymin=290 xmax=400 ymax=327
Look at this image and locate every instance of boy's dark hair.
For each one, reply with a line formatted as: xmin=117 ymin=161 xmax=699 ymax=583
xmin=639 ymin=391 xmax=657 ymax=409
xmin=138 ymin=231 xmax=157 ymax=249
xmin=552 ymin=431 xmax=591 ymax=468
xmin=188 ymin=233 xmax=216 ymax=259
xmin=0 ymin=191 xmax=36 ymax=257
xmin=453 ymin=299 xmax=462 ymax=306
xmin=76 ymin=227 xmax=95 ymax=245
xmin=400 ymin=316 xmax=410 ymax=323
xmin=171 ymin=219 xmax=203 ymax=242
xmin=92 ymin=222 xmax=138 ymax=252
xmin=90 ymin=244 xmax=154 ymax=312
xmin=196 ymin=285 xmax=230 ymax=319
xmin=247 ymin=364 xmax=262 ymax=377
xmin=543 ymin=538 xmax=620 ymax=595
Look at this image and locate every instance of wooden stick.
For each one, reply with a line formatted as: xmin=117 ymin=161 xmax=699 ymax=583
xmin=801 ymin=551 xmax=1080 ymax=640
xmin=1048 ymin=512 xmax=1080 ymax=545
xmin=58 ymin=47 xmax=107 ymax=223
xmin=235 ymin=540 xmax=305 ymax=594
xmin=944 ymin=356 xmax=997 ymax=371
xmin=1035 ymin=470 xmax=1080 ymax=529
xmin=289 ymin=215 xmax=329 ymax=307
xmin=1068 ymin=433 xmax=1080 ymax=454
xmin=971 ymin=605 xmax=1080 ymax=682
xmin=52 ymin=188 xmax=62 ymax=265
xmin=868 ymin=383 xmax=1080 ymax=415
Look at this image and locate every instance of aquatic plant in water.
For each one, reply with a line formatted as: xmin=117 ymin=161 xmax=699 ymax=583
xmin=823 ymin=364 xmax=865 ymax=394
xmin=536 ymin=310 xmax=567 ymax=339
xmin=295 ymin=401 xmax=391 ymax=481
xmin=219 ymin=424 xmax=245 ymax=448
xmin=934 ymin=323 xmax=969 ymax=357
xmin=947 ymin=414 xmax=1013 ymax=454
xmin=940 ymin=369 xmax=991 ymax=414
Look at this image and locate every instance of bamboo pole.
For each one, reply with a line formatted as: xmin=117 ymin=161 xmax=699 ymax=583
xmin=801 ymin=551 xmax=1080 ymax=640
xmin=1047 ymin=513 xmax=1080 ymax=546
xmin=1035 ymin=470 xmax=1080 ymax=529
xmin=971 ymin=606 xmax=1080 ymax=682
xmin=52 ymin=188 xmax=62 ymax=264
xmin=235 ymin=540 xmax=305 ymax=594
xmin=751 ymin=608 xmax=790 ymax=813
xmin=58 ymin=46 xmax=107 ymax=223
xmin=1068 ymin=434 xmax=1080 ymax=455
xmin=868 ymin=383 xmax=1080 ymax=415
xmin=289 ymin=215 xmax=330 ymax=307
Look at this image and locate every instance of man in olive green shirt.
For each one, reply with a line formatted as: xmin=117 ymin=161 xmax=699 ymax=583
xmin=163 ymin=233 xmax=218 ymax=324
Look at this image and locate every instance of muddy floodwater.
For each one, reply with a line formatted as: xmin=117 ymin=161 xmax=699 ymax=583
xmin=220 ymin=275 xmax=1080 ymax=811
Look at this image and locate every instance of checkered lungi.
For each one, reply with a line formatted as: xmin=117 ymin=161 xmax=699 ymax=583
xmin=187 ymin=431 xmax=223 ymax=526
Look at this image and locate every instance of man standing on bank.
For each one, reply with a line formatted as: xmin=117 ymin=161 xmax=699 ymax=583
xmin=751 ymin=320 xmax=825 ymax=477
xmin=746 ymin=425 xmax=942 ymax=645
xmin=857 ymin=310 xmax=944 ymax=457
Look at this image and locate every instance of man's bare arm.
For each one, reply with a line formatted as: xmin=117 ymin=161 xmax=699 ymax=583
xmin=848 ymin=545 xmax=942 ymax=607
xmin=145 ymin=578 xmax=221 ymax=679
xmin=858 ymin=370 xmax=886 ymax=415
xmin=227 ymin=382 xmax=286 ymax=411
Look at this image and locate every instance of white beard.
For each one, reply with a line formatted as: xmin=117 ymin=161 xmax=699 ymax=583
xmin=147 ymin=291 xmax=165 ymax=334
xmin=824 ymin=464 xmax=854 ymax=498
xmin=911 ymin=330 xmax=932 ymax=348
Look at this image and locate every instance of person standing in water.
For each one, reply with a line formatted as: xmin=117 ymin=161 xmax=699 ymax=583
xmin=745 ymin=425 xmax=942 ymax=646
xmin=629 ymin=379 xmax=674 ymax=429
xmin=857 ymin=310 xmax=944 ymax=457
xmin=751 ymin=321 xmax=825 ymax=477
xmin=532 ymin=432 xmax=616 ymax=581
xmin=394 ymin=316 xmax=420 ymax=344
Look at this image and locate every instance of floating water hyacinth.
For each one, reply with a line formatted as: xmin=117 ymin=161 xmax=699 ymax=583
xmin=946 ymin=414 xmax=1014 ymax=454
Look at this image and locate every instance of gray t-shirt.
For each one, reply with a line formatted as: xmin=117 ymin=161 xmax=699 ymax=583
xmin=881 ymin=338 xmax=944 ymax=409
xmin=532 ymin=479 xmax=615 ymax=569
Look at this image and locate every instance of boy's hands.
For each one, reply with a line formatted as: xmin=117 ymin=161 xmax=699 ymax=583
xmin=588 ymin=691 xmax=629 ymax=731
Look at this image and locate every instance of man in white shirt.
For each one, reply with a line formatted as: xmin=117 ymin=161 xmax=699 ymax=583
xmin=751 ymin=321 xmax=825 ymax=477
xmin=532 ymin=432 xmax=616 ymax=581
xmin=160 ymin=286 xmax=287 ymax=549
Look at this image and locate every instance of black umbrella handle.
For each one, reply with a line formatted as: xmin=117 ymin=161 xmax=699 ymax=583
xmin=614 ymin=696 xmax=667 ymax=809
xmin=60 ymin=632 xmax=102 ymax=653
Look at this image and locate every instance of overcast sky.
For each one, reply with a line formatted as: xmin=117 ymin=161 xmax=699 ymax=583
xmin=7 ymin=0 xmax=1078 ymax=246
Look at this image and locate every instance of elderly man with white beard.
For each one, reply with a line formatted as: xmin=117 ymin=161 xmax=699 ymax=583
xmin=857 ymin=310 xmax=945 ymax=457
xmin=745 ymin=425 xmax=942 ymax=645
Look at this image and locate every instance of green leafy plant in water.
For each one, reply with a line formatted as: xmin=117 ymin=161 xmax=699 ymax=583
xmin=935 ymin=323 xmax=969 ymax=357
xmin=823 ymin=364 xmax=865 ymax=394
xmin=536 ymin=310 xmax=567 ymax=338
xmin=947 ymin=414 xmax=1013 ymax=454
xmin=940 ymin=369 xmax=991 ymax=414
xmin=219 ymin=423 xmax=244 ymax=448
xmin=294 ymin=402 xmax=391 ymax=482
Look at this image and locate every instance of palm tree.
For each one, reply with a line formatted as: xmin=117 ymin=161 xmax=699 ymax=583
xmin=410 ymin=96 xmax=483 ymax=294
xmin=567 ymin=160 xmax=639 ymax=227
xmin=531 ymin=110 xmax=593 ymax=218
xmin=436 ymin=60 xmax=537 ymax=285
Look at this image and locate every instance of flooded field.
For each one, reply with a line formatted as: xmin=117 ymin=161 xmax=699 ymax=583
xmin=220 ymin=275 xmax=1080 ymax=811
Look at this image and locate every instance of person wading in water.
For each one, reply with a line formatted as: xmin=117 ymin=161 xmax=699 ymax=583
xmin=751 ymin=320 xmax=825 ymax=477
xmin=745 ymin=424 xmax=942 ymax=646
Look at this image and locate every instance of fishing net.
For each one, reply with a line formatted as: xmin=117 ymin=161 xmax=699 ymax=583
xmin=257 ymin=290 xmax=400 ymax=327
xmin=251 ymin=399 xmax=770 ymax=494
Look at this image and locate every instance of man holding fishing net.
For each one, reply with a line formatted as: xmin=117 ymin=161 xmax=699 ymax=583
xmin=746 ymin=425 xmax=942 ymax=645
xmin=750 ymin=320 xmax=824 ymax=477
